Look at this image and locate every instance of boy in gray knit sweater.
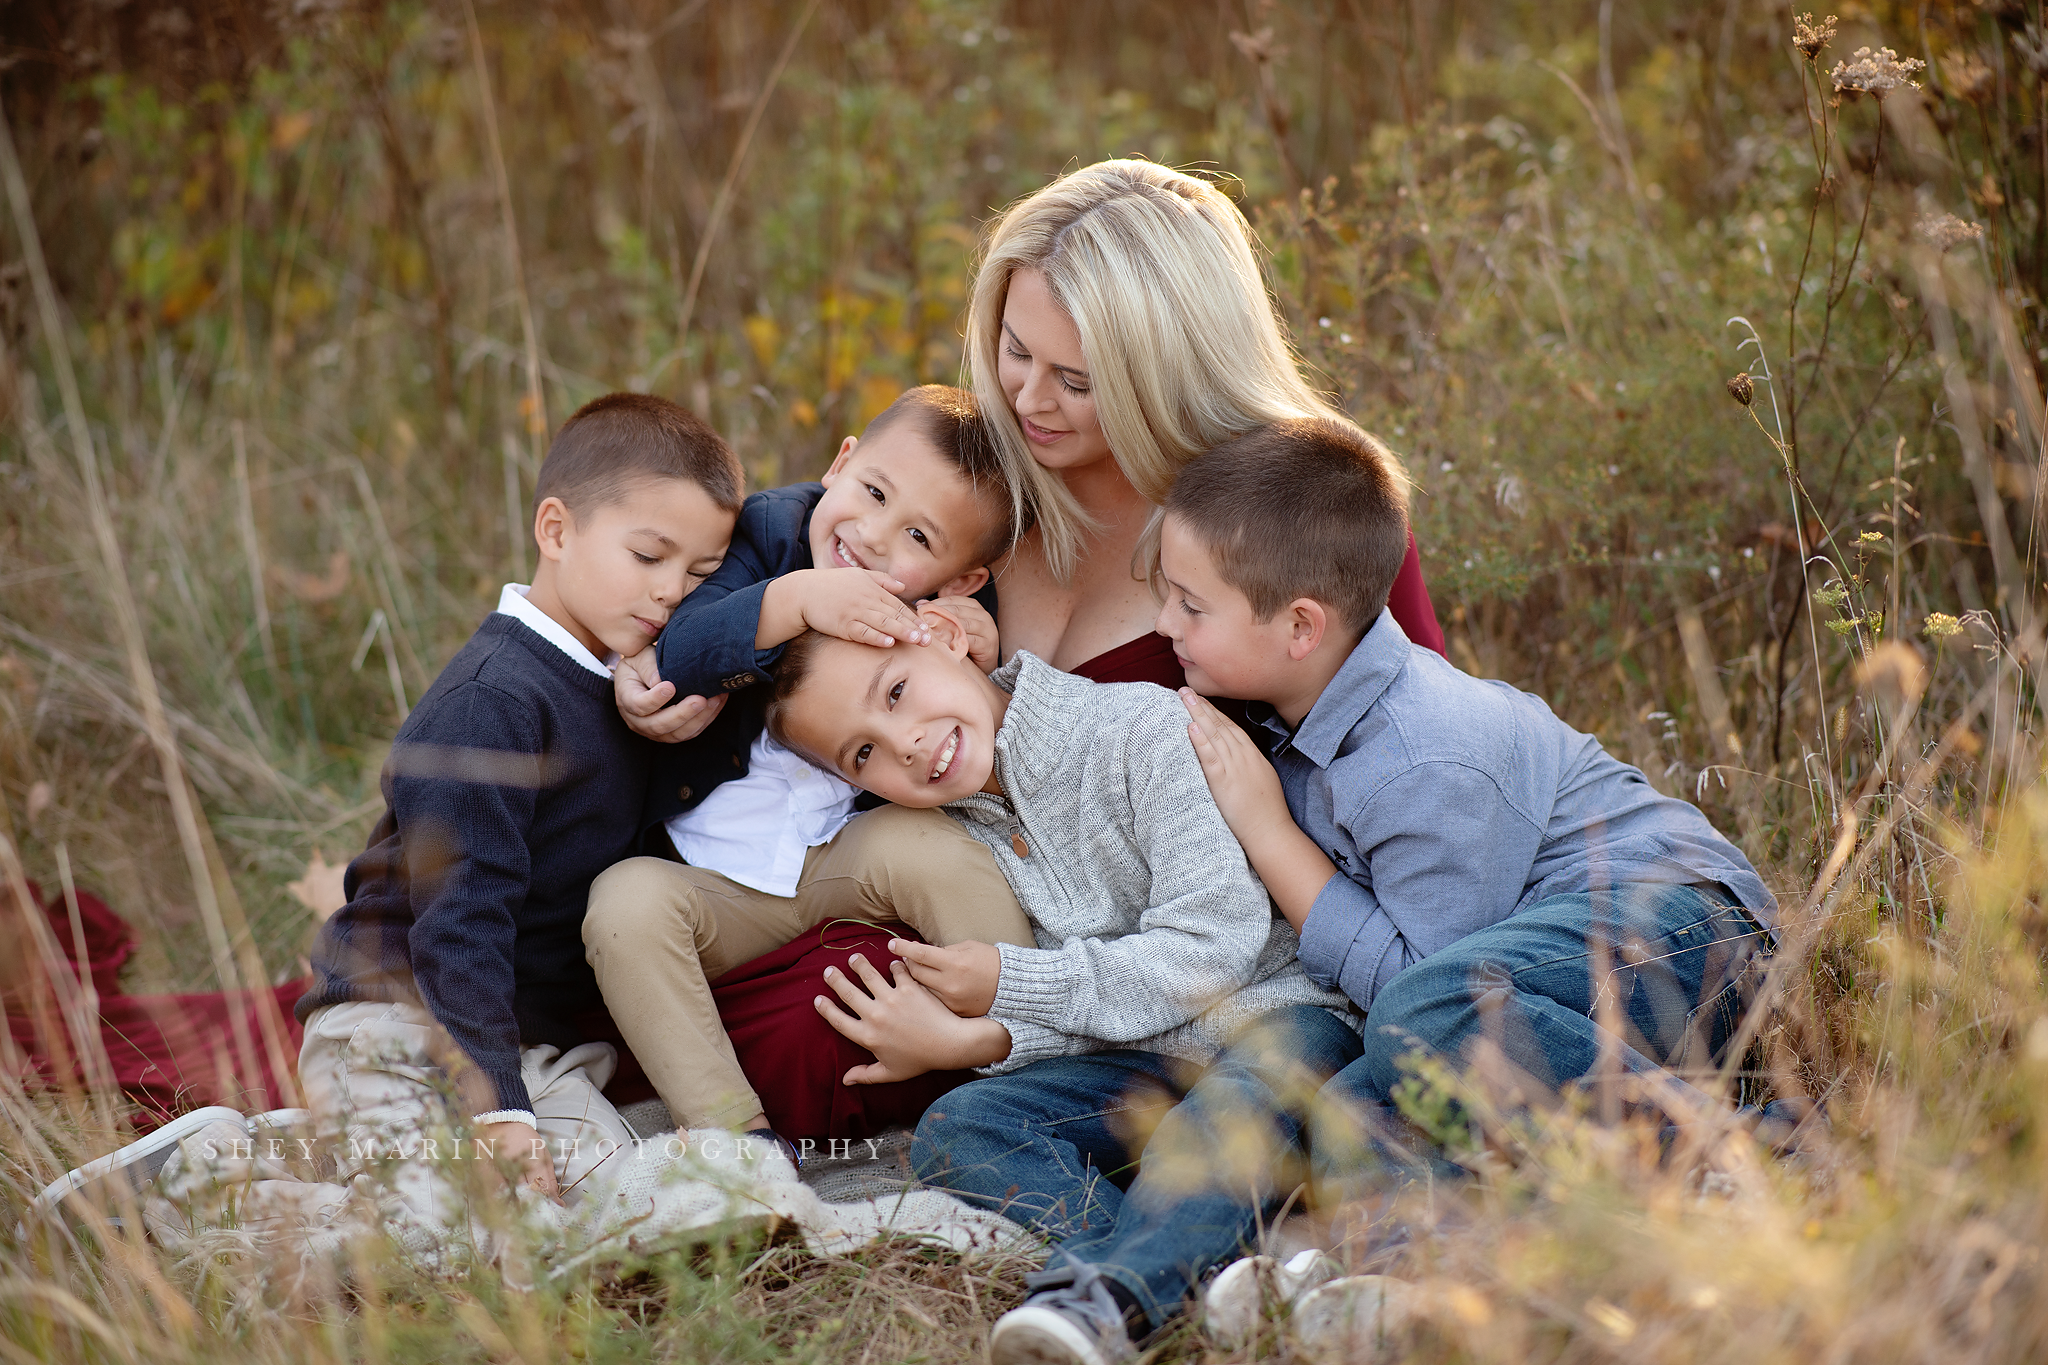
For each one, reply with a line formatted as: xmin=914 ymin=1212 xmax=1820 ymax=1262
xmin=765 ymin=609 xmax=1366 ymax=1363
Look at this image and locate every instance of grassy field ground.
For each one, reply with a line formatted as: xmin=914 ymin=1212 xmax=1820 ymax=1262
xmin=5 ymin=1 xmax=2048 ymax=1360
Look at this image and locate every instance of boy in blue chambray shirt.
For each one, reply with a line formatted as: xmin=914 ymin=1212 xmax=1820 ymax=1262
xmin=957 ymin=416 xmax=1787 ymax=1365
xmin=1162 ymin=418 xmax=1777 ymax=1127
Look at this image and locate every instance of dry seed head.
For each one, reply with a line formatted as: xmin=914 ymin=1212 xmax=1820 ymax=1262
xmin=1793 ymin=13 xmax=1838 ymax=62
xmin=1916 ymin=211 xmax=1984 ymax=253
xmin=1942 ymin=52 xmax=1995 ymax=105
xmin=1922 ymin=611 xmax=1963 ymax=639
xmin=1727 ymin=373 xmax=1755 ymax=406
xmin=1831 ymin=46 xmax=1926 ymax=97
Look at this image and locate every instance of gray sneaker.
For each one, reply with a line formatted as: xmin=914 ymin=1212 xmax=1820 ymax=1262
xmin=989 ymin=1261 xmax=1135 ymax=1365
xmin=23 ymin=1106 xmax=250 ymax=1235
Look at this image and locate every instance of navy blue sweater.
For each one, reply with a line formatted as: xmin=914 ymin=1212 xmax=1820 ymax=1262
xmin=641 ymin=483 xmax=997 ymax=840
xmin=297 ymin=613 xmax=649 ymax=1116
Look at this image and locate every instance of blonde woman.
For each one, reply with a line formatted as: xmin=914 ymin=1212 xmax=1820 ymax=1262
xmin=970 ymin=158 xmax=1443 ymax=683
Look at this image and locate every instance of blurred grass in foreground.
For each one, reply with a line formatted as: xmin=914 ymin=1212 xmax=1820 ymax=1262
xmin=5 ymin=0 xmax=2048 ymax=1360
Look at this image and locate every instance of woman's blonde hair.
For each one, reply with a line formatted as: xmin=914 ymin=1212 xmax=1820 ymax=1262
xmin=965 ymin=158 xmax=1402 ymax=582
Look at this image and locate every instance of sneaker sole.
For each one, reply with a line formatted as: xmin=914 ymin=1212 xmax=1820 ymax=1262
xmin=989 ymin=1305 xmax=1119 ymax=1365
xmin=25 ymin=1106 xmax=250 ymax=1233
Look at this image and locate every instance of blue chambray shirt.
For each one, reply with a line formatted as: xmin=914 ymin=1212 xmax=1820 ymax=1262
xmin=1251 ymin=610 xmax=1776 ymax=1012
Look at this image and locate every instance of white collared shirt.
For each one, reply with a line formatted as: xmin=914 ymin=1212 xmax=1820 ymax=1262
xmin=666 ymin=730 xmax=860 ymax=897
xmin=492 ymin=584 xmax=616 ymax=678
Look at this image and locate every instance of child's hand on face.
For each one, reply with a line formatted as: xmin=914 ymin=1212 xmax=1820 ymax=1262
xmin=613 ymin=646 xmax=729 ymax=742
xmin=890 ymin=938 xmax=1001 ymax=1016
xmin=815 ymin=953 xmax=1012 ymax=1083
xmin=1180 ymin=689 xmax=1294 ymax=846
xmin=916 ymin=596 xmax=1000 ymax=671
xmin=475 ymin=1119 xmax=560 ymax=1202
xmin=796 ymin=568 xmax=933 ymax=648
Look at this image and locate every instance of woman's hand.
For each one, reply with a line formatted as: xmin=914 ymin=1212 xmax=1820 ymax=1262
xmin=614 ymin=647 xmax=728 ymax=742
xmin=890 ymin=938 xmax=1002 ymax=1016
xmin=815 ymin=953 xmax=1012 ymax=1084
xmin=918 ymin=596 xmax=1000 ymax=671
xmin=1179 ymin=689 xmax=1337 ymax=933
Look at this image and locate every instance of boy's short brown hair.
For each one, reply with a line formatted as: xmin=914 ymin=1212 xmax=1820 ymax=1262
xmin=1163 ymin=416 xmax=1409 ymax=632
xmin=536 ymin=393 xmax=745 ymax=517
xmin=861 ymin=384 xmax=1028 ymax=567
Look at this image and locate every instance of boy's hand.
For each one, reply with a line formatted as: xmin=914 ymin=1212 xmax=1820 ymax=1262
xmin=918 ymin=596 xmax=1000 ymax=671
xmin=815 ymin=953 xmax=1011 ymax=1084
xmin=476 ymin=1119 xmax=560 ymax=1202
xmin=790 ymin=568 xmax=932 ymax=648
xmin=890 ymin=937 xmax=1001 ymax=1016
xmin=1180 ymin=689 xmax=1293 ymax=844
xmin=1180 ymin=689 xmax=1337 ymax=934
xmin=614 ymin=646 xmax=728 ymax=742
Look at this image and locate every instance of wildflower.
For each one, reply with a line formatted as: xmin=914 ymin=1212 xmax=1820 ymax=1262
xmin=1916 ymin=211 xmax=1984 ymax=253
xmin=1793 ymin=13 xmax=1838 ymax=62
xmin=1857 ymin=530 xmax=1886 ymax=543
xmin=1922 ymin=612 xmax=1963 ymax=639
xmin=1943 ymin=52 xmax=1995 ymax=104
xmin=1726 ymin=373 xmax=1754 ymax=406
xmin=1831 ymin=46 xmax=1926 ymax=98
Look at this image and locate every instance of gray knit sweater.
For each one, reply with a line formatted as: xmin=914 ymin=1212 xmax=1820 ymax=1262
xmin=945 ymin=652 xmax=1358 ymax=1073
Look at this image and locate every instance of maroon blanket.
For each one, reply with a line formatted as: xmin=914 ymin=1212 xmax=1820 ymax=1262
xmin=5 ymin=879 xmax=952 ymax=1141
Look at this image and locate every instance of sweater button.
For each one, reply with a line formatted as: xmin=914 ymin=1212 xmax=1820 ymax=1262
xmin=677 ymin=785 xmax=693 ymax=802
xmin=1011 ymin=834 xmax=1029 ymax=858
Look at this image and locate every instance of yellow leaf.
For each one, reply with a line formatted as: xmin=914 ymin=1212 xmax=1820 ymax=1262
xmin=272 ymin=110 xmax=317 ymax=152
xmin=790 ymin=398 xmax=818 ymax=429
xmin=858 ymin=375 xmax=902 ymax=428
xmin=288 ymin=849 xmax=350 ymax=923
xmin=743 ymin=315 xmax=781 ymax=369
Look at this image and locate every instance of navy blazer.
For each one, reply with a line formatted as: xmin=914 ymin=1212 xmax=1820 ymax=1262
xmin=640 ymin=482 xmax=998 ymax=844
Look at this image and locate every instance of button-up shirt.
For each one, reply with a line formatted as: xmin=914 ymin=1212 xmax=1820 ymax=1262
xmin=1255 ymin=610 xmax=1775 ymax=1012
xmin=666 ymin=730 xmax=860 ymax=897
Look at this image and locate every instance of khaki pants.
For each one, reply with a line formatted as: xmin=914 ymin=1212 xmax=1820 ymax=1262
xmin=148 ymin=1000 xmax=634 ymax=1271
xmin=583 ymin=804 xmax=1033 ymax=1131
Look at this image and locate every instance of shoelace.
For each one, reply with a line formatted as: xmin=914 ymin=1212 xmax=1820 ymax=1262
xmin=1021 ymin=1259 xmax=1132 ymax=1342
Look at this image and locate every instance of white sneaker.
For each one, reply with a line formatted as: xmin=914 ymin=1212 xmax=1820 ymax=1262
xmin=989 ymin=1262 xmax=1134 ymax=1365
xmin=988 ymin=1303 xmax=1133 ymax=1365
xmin=1203 ymin=1247 xmax=1343 ymax=1347
xmin=23 ymin=1106 xmax=250 ymax=1235
xmin=1290 ymin=1274 xmax=1418 ymax=1363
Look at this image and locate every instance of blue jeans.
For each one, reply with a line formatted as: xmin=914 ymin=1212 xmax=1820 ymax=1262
xmin=912 ymin=1005 xmax=1364 ymax=1330
xmin=1328 ymin=882 xmax=1767 ymax=1125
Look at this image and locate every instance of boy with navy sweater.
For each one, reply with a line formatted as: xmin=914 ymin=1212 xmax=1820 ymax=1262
xmin=291 ymin=393 xmax=741 ymax=1216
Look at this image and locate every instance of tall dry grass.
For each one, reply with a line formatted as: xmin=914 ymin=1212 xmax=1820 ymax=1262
xmin=5 ymin=1 xmax=2048 ymax=1360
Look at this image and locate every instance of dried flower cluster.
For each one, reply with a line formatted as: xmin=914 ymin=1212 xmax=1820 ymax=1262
xmin=1916 ymin=211 xmax=1985 ymax=253
xmin=1793 ymin=13 xmax=1838 ymax=62
xmin=1942 ymin=52 xmax=1995 ymax=104
xmin=1831 ymin=46 xmax=1926 ymax=97
xmin=1726 ymin=373 xmax=1755 ymax=407
xmin=1922 ymin=612 xmax=1963 ymax=639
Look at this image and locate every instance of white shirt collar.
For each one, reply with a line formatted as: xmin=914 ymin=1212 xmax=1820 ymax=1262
xmin=493 ymin=584 xmax=615 ymax=679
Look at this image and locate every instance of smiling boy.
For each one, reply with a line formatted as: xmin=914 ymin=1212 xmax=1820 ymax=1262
xmin=761 ymin=610 xmax=1360 ymax=1365
xmin=584 ymin=385 xmax=1037 ymax=1152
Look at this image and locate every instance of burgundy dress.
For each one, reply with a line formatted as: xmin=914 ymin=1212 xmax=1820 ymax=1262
xmin=699 ymin=533 xmax=1444 ymax=1140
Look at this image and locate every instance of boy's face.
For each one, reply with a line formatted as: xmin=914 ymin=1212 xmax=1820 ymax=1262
xmin=538 ymin=478 xmax=735 ymax=658
xmin=1155 ymin=514 xmax=1300 ymax=703
xmin=779 ymin=627 xmax=1008 ymax=809
xmin=808 ymin=424 xmax=995 ymax=602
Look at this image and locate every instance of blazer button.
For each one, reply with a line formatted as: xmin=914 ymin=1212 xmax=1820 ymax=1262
xmin=1011 ymin=834 xmax=1030 ymax=858
xmin=677 ymin=785 xmax=693 ymax=802
xmin=731 ymin=754 xmax=744 ymax=769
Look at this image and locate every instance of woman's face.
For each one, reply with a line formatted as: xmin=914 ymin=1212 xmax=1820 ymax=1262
xmin=997 ymin=269 xmax=1114 ymax=472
